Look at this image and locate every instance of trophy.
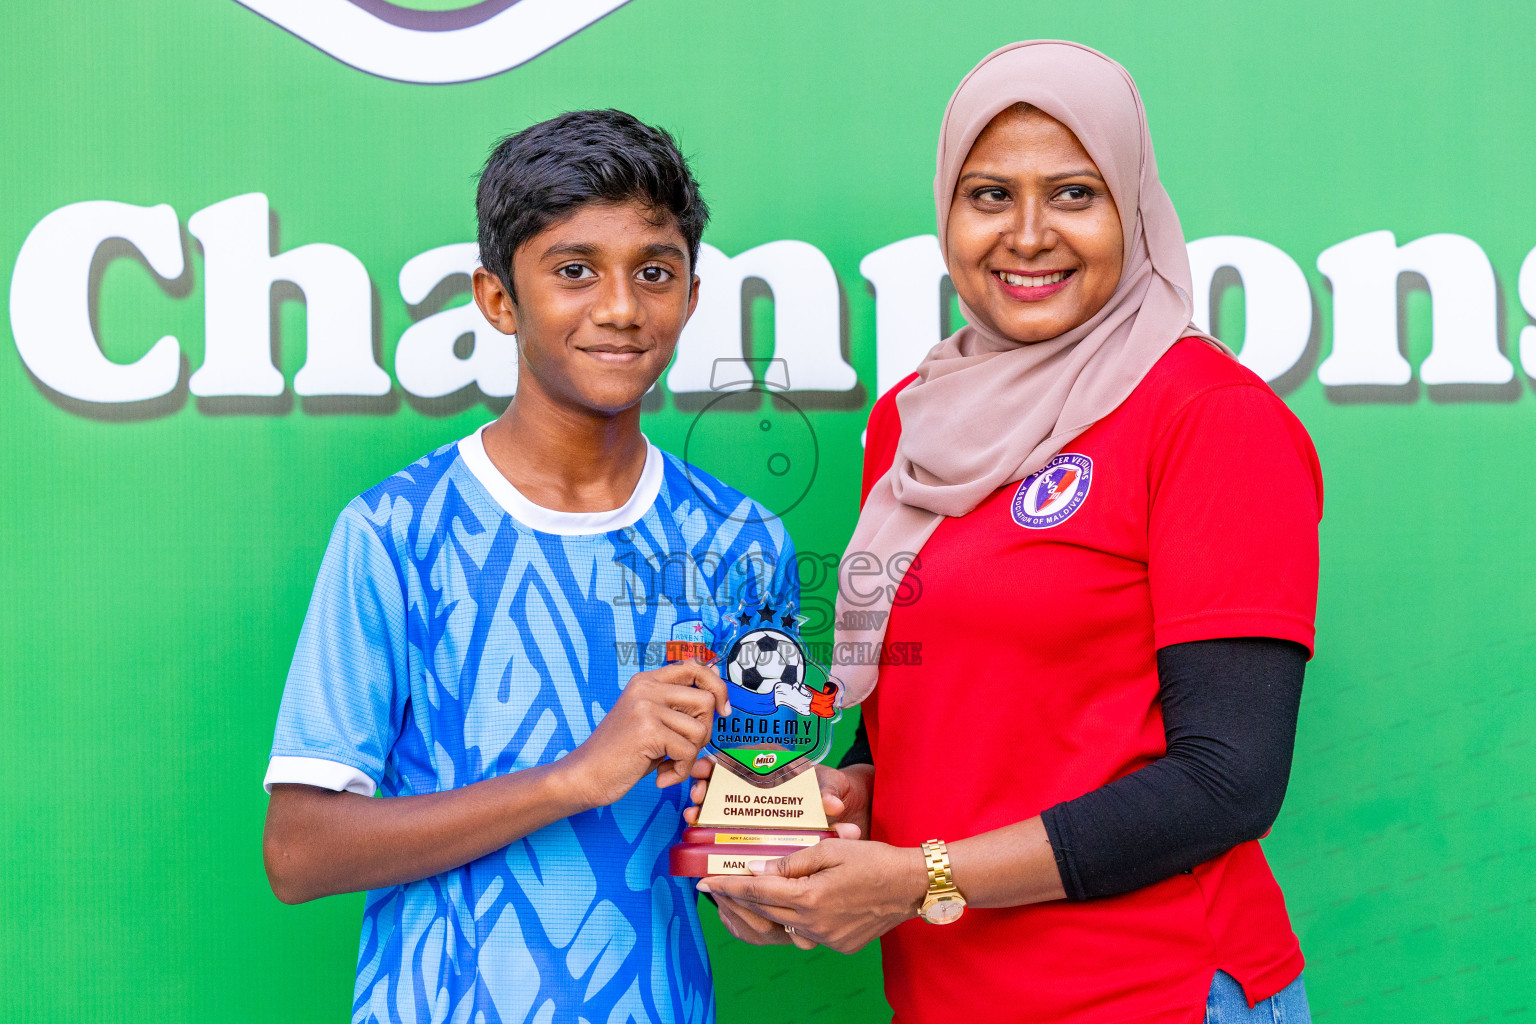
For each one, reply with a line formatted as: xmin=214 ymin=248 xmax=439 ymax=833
xmin=669 ymin=602 xmax=842 ymax=876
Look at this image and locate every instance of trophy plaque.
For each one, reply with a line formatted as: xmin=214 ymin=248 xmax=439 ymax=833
xmin=669 ymin=603 xmax=842 ymax=877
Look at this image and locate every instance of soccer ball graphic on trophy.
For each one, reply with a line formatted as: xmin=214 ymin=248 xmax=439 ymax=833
xmin=723 ymin=627 xmax=834 ymax=718
xmin=727 ymin=627 xmax=802 ymax=689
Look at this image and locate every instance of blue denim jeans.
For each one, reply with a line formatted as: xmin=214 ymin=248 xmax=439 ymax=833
xmin=1205 ymin=970 xmax=1310 ymax=1024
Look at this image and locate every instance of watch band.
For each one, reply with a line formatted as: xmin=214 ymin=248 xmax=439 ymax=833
xmin=922 ymin=839 xmax=955 ymax=892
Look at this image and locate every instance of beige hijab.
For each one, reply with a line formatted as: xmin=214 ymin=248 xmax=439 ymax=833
xmin=834 ymin=40 xmax=1227 ymax=704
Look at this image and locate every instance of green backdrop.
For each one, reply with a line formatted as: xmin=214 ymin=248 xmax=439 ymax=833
xmin=3 ymin=1 xmax=1533 ymax=1021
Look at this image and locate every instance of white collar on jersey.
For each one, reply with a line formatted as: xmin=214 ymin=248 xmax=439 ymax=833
xmin=457 ymin=423 xmax=663 ymax=536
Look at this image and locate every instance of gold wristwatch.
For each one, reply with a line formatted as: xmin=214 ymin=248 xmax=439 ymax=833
xmin=918 ymin=839 xmax=967 ymax=924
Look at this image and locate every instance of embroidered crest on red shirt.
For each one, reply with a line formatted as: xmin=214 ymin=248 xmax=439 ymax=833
xmin=1011 ymin=453 xmax=1094 ymax=529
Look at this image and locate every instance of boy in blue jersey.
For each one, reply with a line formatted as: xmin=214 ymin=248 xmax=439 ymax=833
xmin=262 ymin=110 xmax=796 ymax=1024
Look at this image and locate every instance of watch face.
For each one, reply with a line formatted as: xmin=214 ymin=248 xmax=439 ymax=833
xmin=924 ymin=895 xmax=965 ymax=925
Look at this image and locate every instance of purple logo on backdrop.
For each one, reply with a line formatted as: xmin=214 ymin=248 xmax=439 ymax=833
xmin=1011 ymin=453 xmax=1093 ymax=529
xmin=232 ymin=0 xmax=633 ymax=85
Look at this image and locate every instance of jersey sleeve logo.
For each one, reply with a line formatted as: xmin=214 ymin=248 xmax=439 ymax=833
xmin=1011 ymin=453 xmax=1093 ymax=529
xmin=666 ymin=619 xmax=716 ymax=664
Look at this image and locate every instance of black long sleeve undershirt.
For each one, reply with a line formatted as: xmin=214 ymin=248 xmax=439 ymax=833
xmin=838 ymin=636 xmax=1307 ymax=901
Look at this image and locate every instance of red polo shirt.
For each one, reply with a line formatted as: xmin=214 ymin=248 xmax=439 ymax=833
xmin=860 ymin=339 xmax=1321 ymax=1024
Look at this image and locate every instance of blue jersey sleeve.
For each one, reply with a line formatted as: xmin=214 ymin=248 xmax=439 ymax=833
xmin=270 ymin=500 xmax=409 ymax=790
xmin=767 ymin=530 xmax=800 ymax=611
xmin=719 ymin=520 xmax=800 ymax=616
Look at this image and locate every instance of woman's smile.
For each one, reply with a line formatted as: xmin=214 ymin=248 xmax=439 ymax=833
xmin=992 ymin=267 xmax=1077 ymax=301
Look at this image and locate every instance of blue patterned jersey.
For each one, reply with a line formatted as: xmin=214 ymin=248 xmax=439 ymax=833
xmin=268 ymin=430 xmax=796 ymax=1024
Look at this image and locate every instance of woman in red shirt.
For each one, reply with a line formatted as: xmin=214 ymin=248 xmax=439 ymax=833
xmin=700 ymin=40 xmax=1321 ymax=1024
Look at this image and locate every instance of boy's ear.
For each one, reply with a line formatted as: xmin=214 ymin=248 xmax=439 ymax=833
xmin=684 ymin=273 xmax=702 ymax=323
xmin=472 ymin=266 xmax=519 ymax=336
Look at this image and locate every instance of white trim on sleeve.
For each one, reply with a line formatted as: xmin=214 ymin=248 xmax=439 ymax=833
xmin=264 ymin=755 xmax=377 ymax=796
xmin=458 ymin=423 xmax=662 ymax=535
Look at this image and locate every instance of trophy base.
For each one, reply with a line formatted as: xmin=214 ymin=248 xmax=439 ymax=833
xmin=669 ymin=827 xmax=839 ymax=877
xmin=671 ymin=756 xmax=836 ymax=876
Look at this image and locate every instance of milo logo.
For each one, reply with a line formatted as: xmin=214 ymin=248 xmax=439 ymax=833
xmin=752 ymin=753 xmax=776 ymax=768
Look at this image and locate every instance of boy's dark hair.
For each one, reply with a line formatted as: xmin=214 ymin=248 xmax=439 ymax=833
xmin=476 ymin=109 xmax=709 ymax=302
